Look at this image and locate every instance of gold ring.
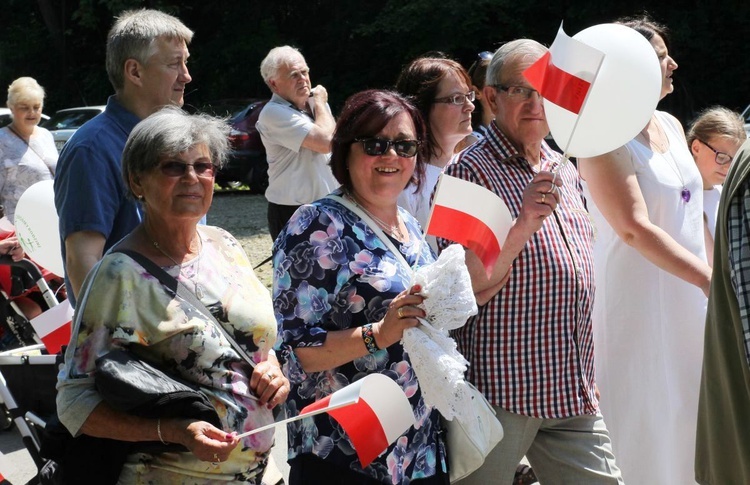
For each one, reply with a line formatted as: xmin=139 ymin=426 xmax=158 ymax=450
xmin=397 ymin=307 xmax=404 ymax=318
xmin=541 ymin=193 xmax=546 ymax=203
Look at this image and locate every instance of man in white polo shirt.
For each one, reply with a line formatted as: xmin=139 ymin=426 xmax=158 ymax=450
xmin=257 ymin=45 xmax=339 ymax=239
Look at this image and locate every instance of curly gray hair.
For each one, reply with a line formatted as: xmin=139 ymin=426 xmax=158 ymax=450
xmin=121 ymin=106 xmax=230 ymax=198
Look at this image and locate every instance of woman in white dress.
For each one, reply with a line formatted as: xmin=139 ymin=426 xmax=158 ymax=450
xmin=395 ymin=56 xmax=475 ymax=239
xmin=685 ymin=107 xmax=746 ymax=266
xmin=578 ymin=16 xmax=711 ymax=485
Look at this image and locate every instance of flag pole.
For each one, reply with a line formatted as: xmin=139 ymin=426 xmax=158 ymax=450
xmin=551 ymin=52 xmax=606 ymax=182
xmin=409 ymin=174 xmax=446 ymax=285
xmin=236 ymin=399 xmax=358 ymax=439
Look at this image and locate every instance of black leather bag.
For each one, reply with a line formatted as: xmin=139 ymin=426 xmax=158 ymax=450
xmin=94 ymin=348 xmax=222 ymax=453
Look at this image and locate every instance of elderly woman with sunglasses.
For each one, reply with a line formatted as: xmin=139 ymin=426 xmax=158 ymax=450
xmin=395 ymin=56 xmax=475 ymax=236
xmin=57 ymin=107 xmax=289 ymax=484
xmin=686 ymin=106 xmax=746 ymax=266
xmin=273 ymin=89 xmax=449 ymax=484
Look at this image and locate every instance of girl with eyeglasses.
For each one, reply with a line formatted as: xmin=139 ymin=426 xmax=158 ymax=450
xmin=395 ymin=56 xmax=475 ymax=247
xmin=686 ymin=106 xmax=746 ymax=266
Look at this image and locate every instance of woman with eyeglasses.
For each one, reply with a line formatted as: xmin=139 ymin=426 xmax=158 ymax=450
xmin=273 ymin=90 xmax=450 ymax=484
xmin=686 ymin=106 xmax=746 ymax=266
xmin=57 ymin=107 xmax=289 ymax=483
xmin=395 ymin=56 xmax=475 ymax=237
xmin=578 ymin=15 xmax=712 ymax=485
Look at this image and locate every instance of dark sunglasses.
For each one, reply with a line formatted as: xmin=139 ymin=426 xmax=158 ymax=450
xmin=477 ymin=51 xmax=493 ymax=61
xmin=159 ymin=161 xmax=216 ymax=178
xmin=354 ymin=138 xmax=420 ymax=158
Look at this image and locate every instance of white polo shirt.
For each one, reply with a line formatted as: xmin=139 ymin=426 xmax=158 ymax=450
xmin=256 ymin=93 xmax=339 ymax=205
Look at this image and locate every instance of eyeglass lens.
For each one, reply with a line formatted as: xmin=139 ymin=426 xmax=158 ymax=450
xmin=436 ymin=91 xmax=476 ymax=105
xmin=359 ymin=138 xmax=419 ymax=158
xmin=701 ymin=140 xmax=732 ymax=165
xmin=159 ymin=161 xmax=216 ymax=177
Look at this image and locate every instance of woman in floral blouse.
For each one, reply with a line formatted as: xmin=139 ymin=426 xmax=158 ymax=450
xmin=273 ymin=89 xmax=449 ymax=484
xmin=57 ymin=108 xmax=289 ymax=484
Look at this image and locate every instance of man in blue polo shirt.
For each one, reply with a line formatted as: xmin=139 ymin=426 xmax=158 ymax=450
xmin=54 ymin=9 xmax=193 ymax=304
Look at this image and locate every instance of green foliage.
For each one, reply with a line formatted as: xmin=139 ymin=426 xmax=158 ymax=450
xmin=0 ymin=0 xmax=748 ymax=123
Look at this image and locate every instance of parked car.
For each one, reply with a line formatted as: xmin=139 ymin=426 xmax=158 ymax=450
xmin=743 ymin=104 xmax=750 ymax=138
xmin=43 ymin=106 xmax=105 ymax=151
xmin=191 ymin=99 xmax=269 ymax=192
xmin=0 ymin=107 xmax=49 ymax=128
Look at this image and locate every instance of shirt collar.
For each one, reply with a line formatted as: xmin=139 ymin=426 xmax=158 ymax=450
xmin=485 ymin=120 xmax=560 ymax=171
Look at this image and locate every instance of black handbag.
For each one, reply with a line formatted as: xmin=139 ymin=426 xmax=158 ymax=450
xmin=94 ymin=348 xmax=222 ymax=453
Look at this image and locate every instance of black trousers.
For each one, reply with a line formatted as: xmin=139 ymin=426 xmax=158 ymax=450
xmin=267 ymin=202 xmax=301 ymax=241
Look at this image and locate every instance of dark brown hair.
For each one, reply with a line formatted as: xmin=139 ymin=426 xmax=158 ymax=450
xmin=395 ymin=55 xmax=472 ymax=161
xmin=330 ymin=89 xmax=427 ymax=193
xmin=617 ymin=14 xmax=671 ymax=48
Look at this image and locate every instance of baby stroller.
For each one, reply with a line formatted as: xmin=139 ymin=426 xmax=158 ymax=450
xmin=0 ymin=255 xmax=69 ymax=484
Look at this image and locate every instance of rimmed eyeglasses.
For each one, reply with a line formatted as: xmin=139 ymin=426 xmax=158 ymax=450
xmin=434 ymin=91 xmax=476 ymax=106
xmin=698 ymin=139 xmax=733 ymax=165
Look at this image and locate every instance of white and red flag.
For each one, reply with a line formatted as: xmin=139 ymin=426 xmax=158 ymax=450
xmin=426 ymin=175 xmax=512 ymax=277
xmin=29 ymin=299 xmax=73 ymax=354
xmin=238 ymin=373 xmax=415 ymax=467
xmin=524 ymin=22 xmax=604 ymax=115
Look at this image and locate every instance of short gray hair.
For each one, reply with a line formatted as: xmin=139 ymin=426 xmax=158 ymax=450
xmin=106 ymin=9 xmax=193 ymax=91
xmin=259 ymin=45 xmax=304 ymax=87
xmin=7 ymin=77 xmax=45 ymax=108
xmin=122 ymin=107 xmax=230 ymax=198
xmin=485 ymin=39 xmax=547 ymax=87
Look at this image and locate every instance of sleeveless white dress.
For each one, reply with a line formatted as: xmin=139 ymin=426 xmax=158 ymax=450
xmin=583 ymin=111 xmax=707 ymax=485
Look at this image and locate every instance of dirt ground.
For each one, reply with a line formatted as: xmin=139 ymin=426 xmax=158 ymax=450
xmin=207 ymin=192 xmax=274 ymax=289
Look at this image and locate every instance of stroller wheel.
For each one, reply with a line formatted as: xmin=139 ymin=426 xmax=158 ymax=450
xmin=0 ymin=403 xmax=12 ymax=430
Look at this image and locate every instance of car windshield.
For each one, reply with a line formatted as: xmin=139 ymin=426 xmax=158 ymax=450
xmin=44 ymin=110 xmax=100 ymax=130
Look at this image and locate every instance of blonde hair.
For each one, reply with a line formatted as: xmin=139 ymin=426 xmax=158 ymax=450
xmin=687 ymin=106 xmax=746 ymax=146
xmin=7 ymin=77 xmax=45 ymax=108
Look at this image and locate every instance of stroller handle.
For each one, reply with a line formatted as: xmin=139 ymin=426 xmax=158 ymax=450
xmin=0 ymin=255 xmax=45 ymax=281
xmin=0 ymin=255 xmax=60 ymax=309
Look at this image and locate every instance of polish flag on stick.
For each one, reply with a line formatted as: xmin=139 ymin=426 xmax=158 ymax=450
xmin=426 ymin=175 xmax=512 ymax=277
xmin=524 ymin=22 xmax=604 ymax=157
xmin=524 ymin=22 xmax=604 ymax=115
xmin=29 ymin=299 xmax=73 ymax=354
xmin=237 ymin=373 xmax=415 ymax=467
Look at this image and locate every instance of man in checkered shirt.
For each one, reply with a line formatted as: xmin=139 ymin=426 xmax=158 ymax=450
xmin=440 ymin=39 xmax=623 ymax=484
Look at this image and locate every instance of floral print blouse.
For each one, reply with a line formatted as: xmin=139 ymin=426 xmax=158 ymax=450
xmin=273 ymin=192 xmax=446 ymax=484
xmin=57 ymin=226 xmax=278 ymax=484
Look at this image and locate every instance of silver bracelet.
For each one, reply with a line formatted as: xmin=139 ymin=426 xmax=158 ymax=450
xmin=157 ymin=418 xmax=168 ymax=445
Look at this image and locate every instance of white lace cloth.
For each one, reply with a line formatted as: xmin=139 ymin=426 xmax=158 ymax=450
xmin=402 ymin=244 xmax=478 ymax=420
